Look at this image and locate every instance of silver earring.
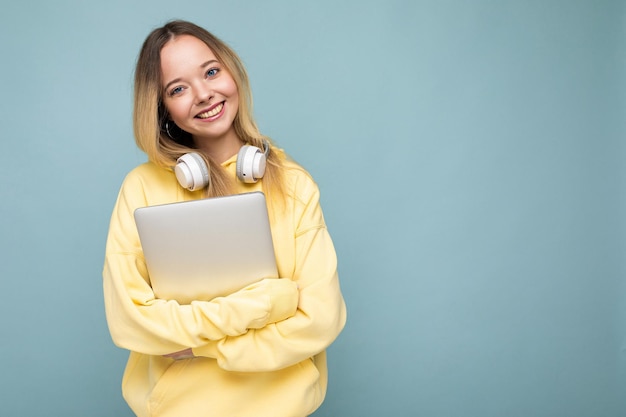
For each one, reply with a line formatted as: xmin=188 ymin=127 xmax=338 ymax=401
xmin=165 ymin=121 xmax=176 ymax=140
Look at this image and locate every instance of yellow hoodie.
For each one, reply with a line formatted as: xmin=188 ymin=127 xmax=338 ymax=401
xmin=103 ymin=152 xmax=347 ymax=417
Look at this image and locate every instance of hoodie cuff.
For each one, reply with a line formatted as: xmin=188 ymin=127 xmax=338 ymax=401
xmin=192 ymin=341 xmax=219 ymax=358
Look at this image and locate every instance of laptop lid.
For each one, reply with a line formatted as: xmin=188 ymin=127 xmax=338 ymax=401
xmin=134 ymin=191 xmax=278 ymax=304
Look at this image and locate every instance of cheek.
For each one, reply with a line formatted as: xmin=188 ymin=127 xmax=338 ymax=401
xmin=229 ymin=86 xmax=240 ymax=112
xmin=224 ymin=77 xmax=239 ymax=100
xmin=164 ymin=100 xmax=187 ymax=122
xmin=230 ymin=82 xmax=239 ymax=98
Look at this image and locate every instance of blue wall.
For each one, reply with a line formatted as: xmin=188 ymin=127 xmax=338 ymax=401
xmin=1 ymin=1 xmax=623 ymax=415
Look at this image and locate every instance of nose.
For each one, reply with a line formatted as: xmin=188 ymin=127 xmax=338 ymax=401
xmin=194 ymin=81 xmax=213 ymax=104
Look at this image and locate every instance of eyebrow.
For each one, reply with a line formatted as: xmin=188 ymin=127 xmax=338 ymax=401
xmin=163 ymin=59 xmax=220 ymax=92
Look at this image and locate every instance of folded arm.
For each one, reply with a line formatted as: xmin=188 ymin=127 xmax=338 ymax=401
xmin=193 ymin=177 xmax=347 ymax=372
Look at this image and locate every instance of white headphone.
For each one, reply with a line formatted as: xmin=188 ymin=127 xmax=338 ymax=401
xmin=174 ymin=140 xmax=270 ymax=191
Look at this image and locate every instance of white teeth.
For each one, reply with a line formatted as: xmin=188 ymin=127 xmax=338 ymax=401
xmin=197 ymin=103 xmax=223 ymax=119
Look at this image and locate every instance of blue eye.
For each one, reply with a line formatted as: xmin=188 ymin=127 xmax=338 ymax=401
xmin=206 ymin=68 xmax=219 ymax=77
xmin=169 ymin=86 xmax=184 ymax=96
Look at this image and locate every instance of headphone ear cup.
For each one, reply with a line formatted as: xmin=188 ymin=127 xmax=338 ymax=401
xmin=236 ymin=145 xmax=267 ymax=183
xmin=175 ymin=152 xmax=210 ymax=191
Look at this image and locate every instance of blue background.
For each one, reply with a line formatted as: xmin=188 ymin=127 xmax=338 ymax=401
xmin=1 ymin=1 xmax=624 ymax=415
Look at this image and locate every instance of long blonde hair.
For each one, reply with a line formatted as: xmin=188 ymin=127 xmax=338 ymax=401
xmin=133 ymin=20 xmax=284 ymax=198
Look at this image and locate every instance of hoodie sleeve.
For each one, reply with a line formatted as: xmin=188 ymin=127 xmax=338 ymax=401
xmin=193 ymin=171 xmax=347 ymax=372
xmin=102 ymin=167 xmax=299 ymax=356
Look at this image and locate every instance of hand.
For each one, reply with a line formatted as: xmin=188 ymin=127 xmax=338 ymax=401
xmin=163 ymin=348 xmax=195 ymax=360
xmin=235 ymin=278 xmax=299 ymax=326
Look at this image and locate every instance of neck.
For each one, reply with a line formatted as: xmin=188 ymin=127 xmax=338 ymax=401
xmin=193 ymin=130 xmax=243 ymax=164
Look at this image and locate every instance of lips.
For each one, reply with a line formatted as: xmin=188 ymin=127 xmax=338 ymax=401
xmin=196 ymin=102 xmax=224 ymax=119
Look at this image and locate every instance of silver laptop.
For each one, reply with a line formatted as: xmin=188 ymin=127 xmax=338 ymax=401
xmin=134 ymin=191 xmax=278 ymax=304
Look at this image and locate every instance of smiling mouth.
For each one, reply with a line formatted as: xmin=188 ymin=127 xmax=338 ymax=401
xmin=196 ymin=103 xmax=224 ymax=119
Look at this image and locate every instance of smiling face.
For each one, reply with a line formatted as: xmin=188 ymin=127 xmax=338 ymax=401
xmin=160 ymin=35 xmax=240 ymax=157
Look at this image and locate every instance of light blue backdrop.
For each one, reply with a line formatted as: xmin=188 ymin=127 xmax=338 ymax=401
xmin=0 ymin=1 xmax=623 ymax=416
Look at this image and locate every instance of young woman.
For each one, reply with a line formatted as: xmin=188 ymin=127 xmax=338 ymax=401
xmin=103 ymin=20 xmax=346 ymax=417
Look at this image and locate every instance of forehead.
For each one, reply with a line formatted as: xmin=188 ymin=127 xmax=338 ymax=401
xmin=160 ymin=35 xmax=217 ymax=79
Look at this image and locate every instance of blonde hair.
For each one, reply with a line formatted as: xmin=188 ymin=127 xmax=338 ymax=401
xmin=133 ymin=20 xmax=284 ymax=199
